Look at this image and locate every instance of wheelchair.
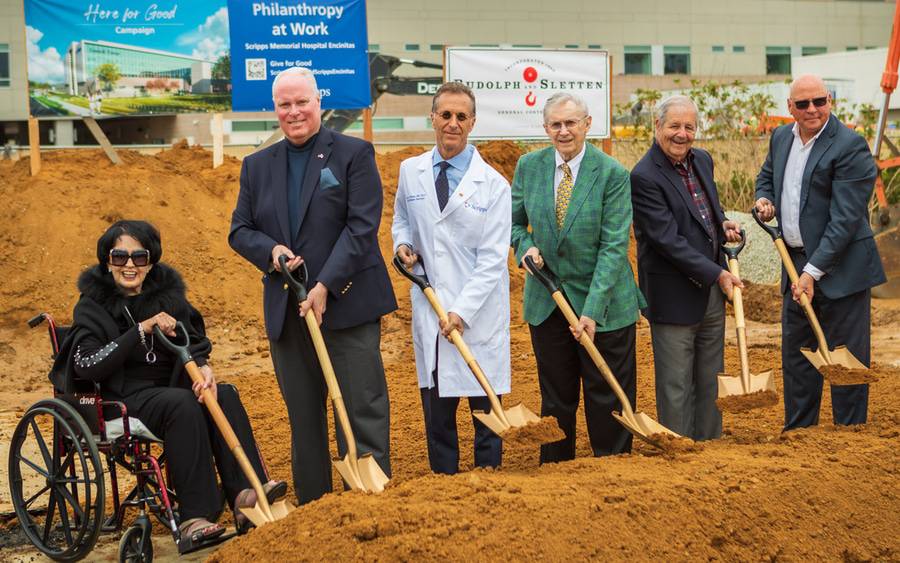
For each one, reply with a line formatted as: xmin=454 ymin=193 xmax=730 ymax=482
xmin=7 ymin=313 xmax=229 ymax=562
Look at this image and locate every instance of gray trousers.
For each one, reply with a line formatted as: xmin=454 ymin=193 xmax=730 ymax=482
xmin=649 ymin=287 xmax=724 ymax=441
xmin=269 ymin=294 xmax=391 ymax=505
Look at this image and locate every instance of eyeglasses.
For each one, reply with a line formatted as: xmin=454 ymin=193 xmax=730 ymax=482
xmin=109 ymin=249 xmax=150 ymax=267
xmin=434 ymin=111 xmax=471 ymax=123
xmin=546 ymin=117 xmax=587 ymax=132
xmin=792 ymin=96 xmax=828 ymax=110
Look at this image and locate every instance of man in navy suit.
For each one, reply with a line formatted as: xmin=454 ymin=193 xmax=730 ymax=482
xmin=631 ymin=95 xmax=743 ymax=441
xmin=229 ymin=67 xmax=397 ymax=504
xmin=755 ymin=74 xmax=885 ymax=431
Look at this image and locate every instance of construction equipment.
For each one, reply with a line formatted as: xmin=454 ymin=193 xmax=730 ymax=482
xmin=752 ymin=208 xmax=870 ymax=381
xmin=323 ymin=53 xmax=443 ymax=132
xmin=716 ymin=230 xmax=778 ymax=406
xmin=153 ymin=323 xmax=293 ymax=528
xmin=523 ymin=256 xmax=681 ymax=447
xmin=278 ymin=255 xmax=389 ymax=493
xmin=871 ymin=2 xmax=900 ymax=227
xmin=392 ymin=257 xmax=562 ymax=443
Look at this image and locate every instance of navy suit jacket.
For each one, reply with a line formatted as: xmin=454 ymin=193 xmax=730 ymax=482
xmin=631 ymin=142 xmax=727 ymax=325
xmin=755 ymin=118 xmax=885 ymax=299
xmin=229 ymin=127 xmax=397 ymax=340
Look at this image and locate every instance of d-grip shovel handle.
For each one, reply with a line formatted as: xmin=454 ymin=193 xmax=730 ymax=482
xmin=277 ymin=254 xmax=309 ymax=302
xmin=391 ymin=255 xmax=431 ymax=290
xmin=153 ymin=322 xmax=192 ymax=363
xmin=721 ymin=229 xmax=747 ymax=260
xmin=751 ymin=206 xmax=782 ymax=240
xmin=522 ymin=256 xmax=559 ymax=293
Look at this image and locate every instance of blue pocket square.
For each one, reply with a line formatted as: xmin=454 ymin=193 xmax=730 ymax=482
xmin=319 ymin=168 xmax=341 ymax=190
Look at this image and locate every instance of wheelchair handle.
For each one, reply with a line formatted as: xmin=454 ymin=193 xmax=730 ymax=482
xmin=391 ymin=255 xmax=431 ymax=290
xmin=751 ymin=206 xmax=782 ymax=241
xmin=278 ymin=254 xmax=310 ymax=302
xmin=523 ymin=256 xmax=560 ymax=294
xmin=153 ymin=322 xmax=192 ymax=364
xmin=721 ymin=228 xmax=747 ymax=260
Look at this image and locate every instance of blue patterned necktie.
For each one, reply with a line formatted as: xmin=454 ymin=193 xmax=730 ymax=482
xmin=436 ymin=161 xmax=451 ymax=211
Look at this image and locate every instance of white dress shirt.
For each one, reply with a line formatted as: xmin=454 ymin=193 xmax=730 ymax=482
xmin=553 ymin=143 xmax=587 ymax=200
xmin=779 ymin=118 xmax=828 ymax=280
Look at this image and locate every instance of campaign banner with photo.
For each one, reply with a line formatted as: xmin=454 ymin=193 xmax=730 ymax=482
xmin=23 ymin=0 xmax=232 ymax=117
xmin=227 ymin=0 xmax=371 ymax=111
xmin=445 ymin=48 xmax=611 ymax=140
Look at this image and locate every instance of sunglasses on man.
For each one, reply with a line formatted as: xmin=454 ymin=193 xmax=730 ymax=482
xmin=434 ymin=111 xmax=471 ymax=123
xmin=109 ymin=249 xmax=151 ymax=267
xmin=792 ymin=96 xmax=828 ymax=110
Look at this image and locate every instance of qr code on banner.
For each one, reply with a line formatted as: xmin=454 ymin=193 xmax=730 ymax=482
xmin=245 ymin=58 xmax=267 ymax=81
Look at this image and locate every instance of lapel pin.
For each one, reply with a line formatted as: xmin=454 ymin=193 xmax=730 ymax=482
xmin=317 ymin=153 xmax=324 ymax=159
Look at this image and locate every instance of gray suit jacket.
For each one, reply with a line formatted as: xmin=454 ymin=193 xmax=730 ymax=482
xmin=755 ymin=117 xmax=885 ymax=299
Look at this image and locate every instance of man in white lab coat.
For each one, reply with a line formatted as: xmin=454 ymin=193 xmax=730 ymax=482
xmin=392 ymin=82 xmax=512 ymax=474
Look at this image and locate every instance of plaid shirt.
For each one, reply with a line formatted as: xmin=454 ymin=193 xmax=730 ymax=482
xmin=672 ymin=152 xmax=716 ymax=245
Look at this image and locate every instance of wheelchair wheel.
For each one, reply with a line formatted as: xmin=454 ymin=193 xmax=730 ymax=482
xmin=118 ymin=525 xmax=153 ymax=563
xmin=8 ymin=398 xmax=105 ymax=562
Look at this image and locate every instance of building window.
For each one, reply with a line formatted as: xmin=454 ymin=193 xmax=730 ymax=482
xmin=430 ymin=44 xmax=444 ymax=51
xmin=587 ymin=44 xmax=602 ymax=49
xmin=624 ymin=45 xmax=651 ymax=75
xmin=712 ymin=45 xmax=725 ymax=53
xmin=0 ymin=43 xmax=9 ymax=88
xmin=405 ymin=44 xmax=420 ymax=51
xmin=847 ymin=46 xmax=859 ymax=51
xmin=565 ymin=44 xmax=579 ymax=49
xmin=470 ymin=44 xmax=499 ymax=48
xmin=347 ymin=117 xmax=405 ymax=131
xmin=766 ymin=46 xmax=791 ymax=74
xmin=664 ymin=46 xmax=690 ymax=74
xmin=368 ymin=44 xmax=380 ymax=52
xmin=801 ymin=46 xmax=827 ymax=56
xmin=512 ymin=44 xmax=541 ymax=48
xmin=733 ymin=45 xmax=745 ymax=53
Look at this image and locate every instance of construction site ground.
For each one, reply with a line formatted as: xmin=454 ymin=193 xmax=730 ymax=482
xmin=0 ymin=143 xmax=898 ymax=561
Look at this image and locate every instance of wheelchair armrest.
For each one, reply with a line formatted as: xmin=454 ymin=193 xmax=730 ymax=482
xmin=99 ymin=399 xmax=129 ymax=442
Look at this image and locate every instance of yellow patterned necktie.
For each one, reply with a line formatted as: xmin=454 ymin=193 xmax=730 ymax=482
xmin=555 ymin=162 xmax=574 ymax=229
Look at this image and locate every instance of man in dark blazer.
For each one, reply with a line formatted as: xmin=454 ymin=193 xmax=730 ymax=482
xmin=755 ymin=74 xmax=885 ymax=431
xmin=229 ymin=67 xmax=397 ymax=504
xmin=631 ymin=95 xmax=743 ymax=441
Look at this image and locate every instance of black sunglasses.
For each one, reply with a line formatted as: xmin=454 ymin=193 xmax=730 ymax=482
xmin=109 ymin=249 xmax=150 ymax=267
xmin=792 ymin=96 xmax=828 ymax=110
xmin=434 ymin=111 xmax=471 ymax=123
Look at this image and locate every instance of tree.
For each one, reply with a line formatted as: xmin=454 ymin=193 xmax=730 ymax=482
xmin=96 ymin=63 xmax=121 ymax=93
xmin=212 ymin=54 xmax=231 ymax=81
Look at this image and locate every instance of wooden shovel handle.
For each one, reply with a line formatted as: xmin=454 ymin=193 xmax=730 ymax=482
xmin=421 ymin=287 xmax=507 ymax=423
xmin=726 ymin=258 xmax=751 ymax=388
xmin=772 ymin=238 xmax=832 ymax=363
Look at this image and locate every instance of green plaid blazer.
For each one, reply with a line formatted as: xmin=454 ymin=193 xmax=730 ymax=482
xmin=511 ymin=143 xmax=645 ymax=331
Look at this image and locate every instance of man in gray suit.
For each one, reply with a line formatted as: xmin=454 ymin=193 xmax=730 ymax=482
xmin=755 ymin=74 xmax=885 ymax=431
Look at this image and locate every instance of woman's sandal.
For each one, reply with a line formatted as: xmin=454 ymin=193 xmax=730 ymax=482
xmin=178 ymin=517 xmax=226 ymax=552
xmin=234 ymin=480 xmax=288 ymax=535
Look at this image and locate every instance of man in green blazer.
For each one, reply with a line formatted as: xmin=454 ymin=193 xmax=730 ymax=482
xmin=511 ymin=92 xmax=645 ymax=461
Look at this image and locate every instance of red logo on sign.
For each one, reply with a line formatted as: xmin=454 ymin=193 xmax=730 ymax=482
xmin=525 ymin=92 xmax=537 ymax=106
xmin=523 ymin=66 xmax=538 ymax=83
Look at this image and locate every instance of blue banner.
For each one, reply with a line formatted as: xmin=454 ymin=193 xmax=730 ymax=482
xmin=227 ymin=0 xmax=370 ymax=111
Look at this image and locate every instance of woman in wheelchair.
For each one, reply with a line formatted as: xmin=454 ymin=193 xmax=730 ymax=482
xmin=51 ymin=219 xmax=286 ymax=546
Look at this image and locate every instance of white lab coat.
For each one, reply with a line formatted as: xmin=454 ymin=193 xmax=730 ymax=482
xmin=392 ymin=146 xmax=511 ymax=397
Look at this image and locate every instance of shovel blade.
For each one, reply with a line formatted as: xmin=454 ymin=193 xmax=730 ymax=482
xmin=717 ymin=370 xmax=777 ymax=398
xmin=333 ymin=454 xmax=389 ymax=493
xmin=612 ymin=410 xmax=681 ymax=447
xmin=237 ymin=498 xmax=295 ymax=529
xmin=269 ymin=500 xmax=294 ymax=520
xmin=472 ymin=410 xmax=511 ymax=437
xmin=502 ymin=403 xmax=542 ymax=426
xmin=802 ymin=346 xmax=868 ymax=371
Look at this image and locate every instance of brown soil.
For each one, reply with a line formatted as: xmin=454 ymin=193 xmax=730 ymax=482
xmin=716 ymin=390 xmax=780 ymax=413
xmin=729 ymin=280 xmax=782 ymax=324
xmin=818 ymin=362 xmax=898 ymax=386
xmin=499 ymin=415 xmax=565 ymax=447
xmin=0 ymin=144 xmax=898 ymax=562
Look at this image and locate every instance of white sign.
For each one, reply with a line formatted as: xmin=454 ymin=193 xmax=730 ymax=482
xmin=445 ymin=47 xmax=611 ymax=140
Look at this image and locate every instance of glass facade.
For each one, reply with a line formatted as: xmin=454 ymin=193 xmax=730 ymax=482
xmin=766 ymin=46 xmax=791 ymax=74
xmin=81 ymin=42 xmax=199 ymax=82
xmin=624 ymin=45 xmax=651 ymax=74
xmin=0 ymin=43 xmax=9 ymax=88
xmin=664 ymin=46 xmax=690 ymax=74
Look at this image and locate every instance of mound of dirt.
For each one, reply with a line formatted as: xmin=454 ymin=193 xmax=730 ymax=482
xmin=728 ymin=280 xmax=782 ymax=324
